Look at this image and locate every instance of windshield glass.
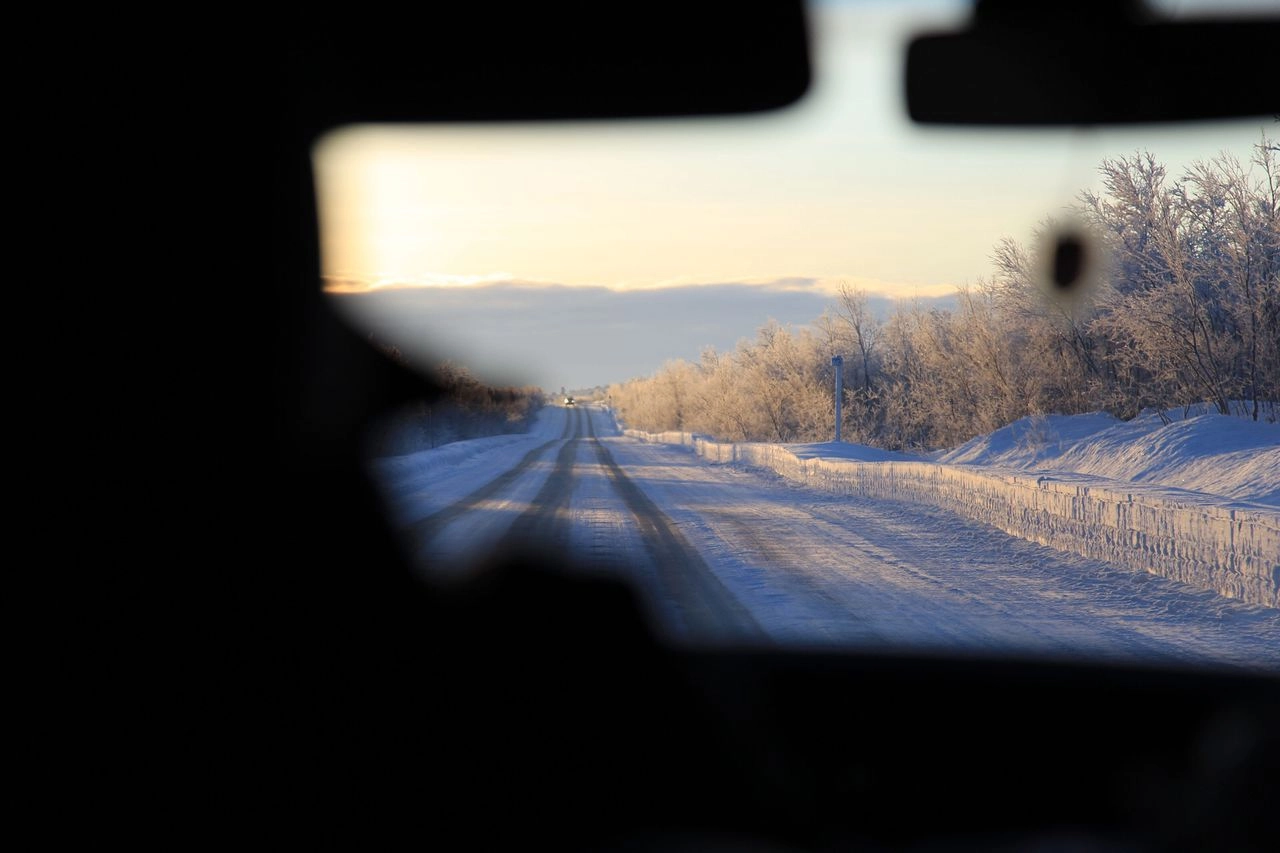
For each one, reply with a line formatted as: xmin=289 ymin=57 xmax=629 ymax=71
xmin=313 ymin=0 xmax=1280 ymax=671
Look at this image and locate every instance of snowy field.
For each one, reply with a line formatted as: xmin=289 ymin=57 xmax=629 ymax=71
xmin=370 ymin=403 xmax=1280 ymax=672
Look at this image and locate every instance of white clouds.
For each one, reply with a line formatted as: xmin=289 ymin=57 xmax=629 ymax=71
xmin=323 ymin=272 xmax=524 ymax=293
xmin=323 ymin=272 xmax=961 ymax=300
xmin=325 ymin=278 xmax=958 ymax=391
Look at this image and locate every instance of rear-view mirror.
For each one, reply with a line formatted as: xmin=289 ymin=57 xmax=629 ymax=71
xmin=906 ymin=0 xmax=1280 ymax=124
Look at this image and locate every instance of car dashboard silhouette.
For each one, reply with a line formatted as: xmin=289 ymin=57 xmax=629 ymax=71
xmin=254 ymin=3 xmax=1280 ymax=849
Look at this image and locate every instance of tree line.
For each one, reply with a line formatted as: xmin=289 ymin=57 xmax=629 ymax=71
xmin=609 ymin=136 xmax=1280 ymax=451
xmin=365 ymin=345 xmax=546 ymax=455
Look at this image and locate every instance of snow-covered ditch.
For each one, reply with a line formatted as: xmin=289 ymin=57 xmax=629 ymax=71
xmin=624 ymin=416 xmax=1280 ymax=609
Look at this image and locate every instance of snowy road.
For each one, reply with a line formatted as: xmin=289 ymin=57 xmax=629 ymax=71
xmin=399 ymin=405 xmax=761 ymax=641
xmin=376 ymin=405 xmax=1280 ymax=671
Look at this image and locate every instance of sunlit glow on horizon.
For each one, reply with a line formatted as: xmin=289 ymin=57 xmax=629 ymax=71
xmin=311 ymin=0 xmax=1276 ymax=389
xmin=323 ymin=271 xmax=960 ymax=300
xmin=315 ymin=0 xmax=1269 ymax=300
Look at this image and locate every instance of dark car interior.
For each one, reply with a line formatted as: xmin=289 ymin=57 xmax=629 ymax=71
xmin=250 ymin=2 xmax=1279 ymax=849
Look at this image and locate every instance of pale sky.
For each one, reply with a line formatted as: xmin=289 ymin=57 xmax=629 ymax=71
xmin=313 ymin=0 xmax=1277 ymax=389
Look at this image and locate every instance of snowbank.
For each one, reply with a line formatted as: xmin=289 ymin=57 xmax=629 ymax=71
xmin=624 ymin=429 xmax=1280 ymax=609
xmin=938 ymin=406 xmax=1280 ymax=507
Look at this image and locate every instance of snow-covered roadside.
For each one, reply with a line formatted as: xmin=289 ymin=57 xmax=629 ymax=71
xmin=604 ymin=433 xmax=1280 ymax=668
xmin=368 ymin=405 xmax=568 ymax=527
xmin=624 ymin=418 xmax=1280 ymax=609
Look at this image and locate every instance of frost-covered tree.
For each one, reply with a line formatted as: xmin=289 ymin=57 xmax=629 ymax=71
xmin=1082 ymin=136 xmax=1280 ymax=417
xmin=363 ymin=356 xmax=546 ymax=455
xmin=610 ymin=134 xmax=1279 ymax=447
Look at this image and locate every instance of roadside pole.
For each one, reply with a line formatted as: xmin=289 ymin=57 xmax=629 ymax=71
xmin=832 ymin=355 xmax=843 ymax=443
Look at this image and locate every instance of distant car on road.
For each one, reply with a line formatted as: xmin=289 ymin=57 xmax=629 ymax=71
xmin=564 ymin=396 xmax=575 ymax=406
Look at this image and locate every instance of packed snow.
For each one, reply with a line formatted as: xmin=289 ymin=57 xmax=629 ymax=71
xmin=369 ymin=403 xmax=1280 ymax=671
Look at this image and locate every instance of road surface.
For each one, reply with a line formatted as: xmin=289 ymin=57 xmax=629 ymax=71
xmin=378 ymin=404 xmax=1280 ymax=670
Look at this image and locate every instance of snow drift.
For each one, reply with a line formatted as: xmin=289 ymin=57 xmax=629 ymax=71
xmin=937 ymin=405 xmax=1279 ymax=507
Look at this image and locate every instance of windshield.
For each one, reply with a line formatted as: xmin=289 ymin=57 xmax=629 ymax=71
xmin=312 ymin=0 xmax=1280 ymax=671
